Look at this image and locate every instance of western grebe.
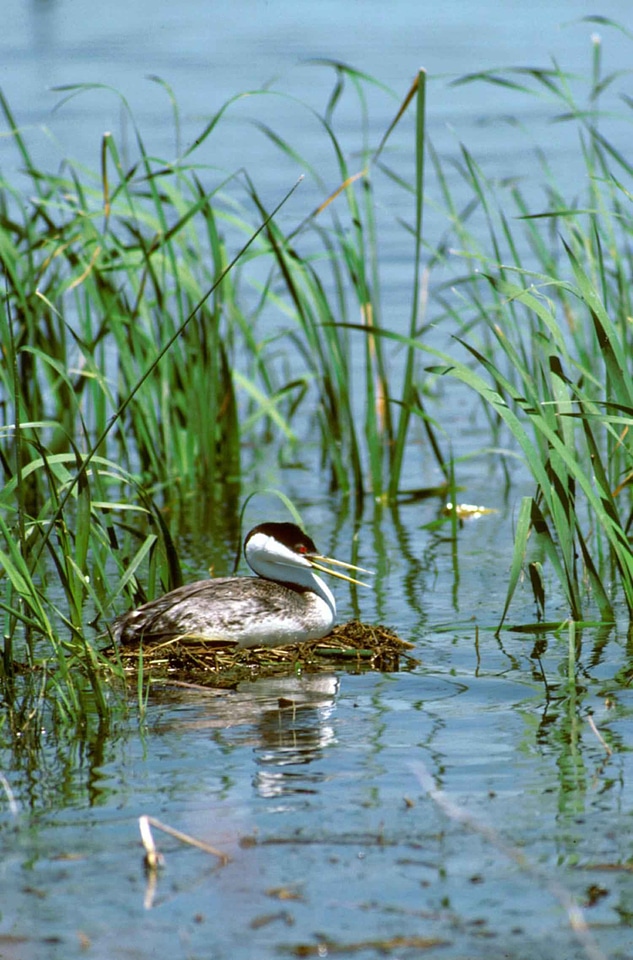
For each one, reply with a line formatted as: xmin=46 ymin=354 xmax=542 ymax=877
xmin=111 ymin=521 xmax=371 ymax=649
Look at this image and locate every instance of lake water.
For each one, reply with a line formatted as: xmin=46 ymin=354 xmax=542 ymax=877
xmin=2 ymin=3 xmax=633 ymax=959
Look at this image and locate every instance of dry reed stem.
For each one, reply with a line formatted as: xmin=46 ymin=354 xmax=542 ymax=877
xmin=586 ymin=715 xmax=612 ymax=756
xmin=139 ymin=814 xmax=229 ymax=866
xmin=119 ymin=621 xmax=415 ymax=688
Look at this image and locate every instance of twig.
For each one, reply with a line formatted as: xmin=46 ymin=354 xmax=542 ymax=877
xmin=0 ymin=772 xmax=18 ymax=816
xmin=138 ymin=814 xmax=229 ymax=911
xmin=139 ymin=814 xmax=229 ymax=865
xmin=586 ymin=715 xmax=612 ymax=756
xmin=139 ymin=814 xmax=164 ymax=870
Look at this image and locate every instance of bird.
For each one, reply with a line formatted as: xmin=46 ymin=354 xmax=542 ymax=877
xmin=111 ymin=521 xmax=371 ymax=649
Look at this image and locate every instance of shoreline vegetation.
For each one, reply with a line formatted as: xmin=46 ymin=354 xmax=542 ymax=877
xmin=1 ymin=28 xmax=633 ymax=720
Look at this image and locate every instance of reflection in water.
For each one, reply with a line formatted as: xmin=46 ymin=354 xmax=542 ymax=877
xmin=241 ymin=675 xmax=338 ymax=799
xmin=253 ymin=703 xmax=337 ymax=798
xmin=156 ymin=673 xmax=339 ymax=798
xmin=0 ymin=675 xmax=117 ymax=811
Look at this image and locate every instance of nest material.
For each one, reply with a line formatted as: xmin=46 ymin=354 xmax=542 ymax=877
xmin=118 ymin=620 xmax=416 ymax=689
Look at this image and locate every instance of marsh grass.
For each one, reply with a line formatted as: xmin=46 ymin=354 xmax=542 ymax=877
xmin=2 ymin=29 xmax=633 ymax=724
xmin=0 ymin=93 xmax=306 ymax=720
xmin=422 ymin=35 xmax=633 ymax=625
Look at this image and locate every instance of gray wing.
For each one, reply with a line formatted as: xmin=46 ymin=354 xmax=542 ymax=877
xmin=111 ymin=577 xmax=304 ymax=644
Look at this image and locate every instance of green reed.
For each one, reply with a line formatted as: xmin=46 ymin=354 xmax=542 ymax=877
xmin=236 ymin=65 xmax=439 ymax=500
xmin=417 ymin=31 xmax=633 ymax=624
xmin=0 ymin=85 xmax=305 ymax=717
xmin=2 ymin=29 xmax=633 ymax=724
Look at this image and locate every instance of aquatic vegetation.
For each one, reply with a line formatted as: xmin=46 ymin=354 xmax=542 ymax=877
xmin=1 ymin=26 xmax=633 ymax=725
xmin=3 ymin=30 xmax=633 ymax=960
xmin=422 ymin=38 xmax=633 ymax=624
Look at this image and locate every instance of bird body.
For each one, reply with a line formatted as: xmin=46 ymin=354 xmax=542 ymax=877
xmin=111 ymin=521 xmax=369 ymax=649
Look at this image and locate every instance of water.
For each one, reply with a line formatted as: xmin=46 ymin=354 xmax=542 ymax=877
xmin=2 ymin=3 xmax=633 ymax=958
xmin=3 ymin=504 xmax=631 ymax=958
xmin=3 ymin=0 xmax=633 ymax=226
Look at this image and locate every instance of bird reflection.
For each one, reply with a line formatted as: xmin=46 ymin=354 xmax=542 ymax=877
xmin=252 ymin=702 xmax=337 ymax=798
xmin=154 ymin=673 xmax=339 ymax=798
xmin=239 ymin=675 xmax=338 ymax=798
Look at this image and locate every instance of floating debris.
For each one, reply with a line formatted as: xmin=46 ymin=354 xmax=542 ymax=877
xmin=117 ymin=620 xmax=416 ymax=689
xmin=443 ymin=502 xmax=498 ymax=520
xmin=283 ymin=934 xmax=447 ymax=956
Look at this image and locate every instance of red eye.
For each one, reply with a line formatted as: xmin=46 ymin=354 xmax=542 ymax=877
xmin=296 ymin=544 xmax=308 ymax=554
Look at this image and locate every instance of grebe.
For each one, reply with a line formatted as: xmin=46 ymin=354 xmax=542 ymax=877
xmin=111 ymin=521 xmax=371 ymax=649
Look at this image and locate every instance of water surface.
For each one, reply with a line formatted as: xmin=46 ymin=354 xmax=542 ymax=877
xmin=2 ymin=3 xmax=633 ymax=959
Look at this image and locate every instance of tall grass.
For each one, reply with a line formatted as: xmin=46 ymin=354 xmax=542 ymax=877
xmin=420 ymin=34 xmax=633 ymax=625
xmin=0 ymin=89 xmax=307 ymax=717
xmin=1 ymin=28 xmax=633 ymax=724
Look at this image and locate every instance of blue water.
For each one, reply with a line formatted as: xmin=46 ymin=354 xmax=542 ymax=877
xmin=3 ymin=0 xmax=633 ymax=212
xmin=2 ymin=3 xmax=633 ymax=958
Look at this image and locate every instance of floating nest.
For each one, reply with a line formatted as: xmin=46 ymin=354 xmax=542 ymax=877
xmin=117 ymin=620 xmax=417 ymax=689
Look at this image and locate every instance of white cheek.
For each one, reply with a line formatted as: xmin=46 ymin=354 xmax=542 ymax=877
xmin=248 ymin=533 xmax=309 ymax=568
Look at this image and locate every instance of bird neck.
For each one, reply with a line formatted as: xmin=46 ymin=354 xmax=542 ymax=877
xmin=302 ymin=570 xmax=337 ymax=618
xmin=250 ymin=556 xmax=336 ymax=618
